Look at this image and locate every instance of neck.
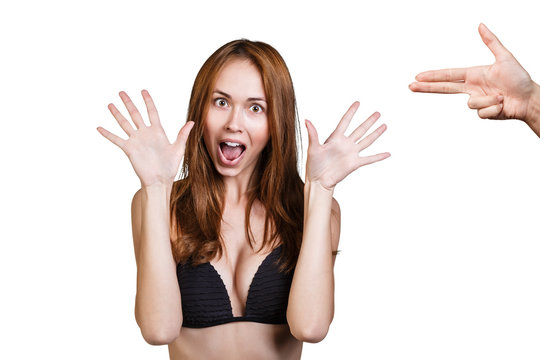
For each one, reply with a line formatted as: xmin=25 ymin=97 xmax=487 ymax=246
xmin=223 ymin=173 xmax=253 ymax=206
xmin=222 ymin=157 xmax=261 ymax=205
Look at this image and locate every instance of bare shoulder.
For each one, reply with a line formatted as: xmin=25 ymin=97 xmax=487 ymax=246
xmin=131 ymin=188 xmax=143 ymax=227
xmin=131 ymin=183 xmax=182 ymax=262
xmin=170 ymin=179 xmax=186 ymax=238
xmin=131 ymin=188 xmax=143 ymax=232
xmin=131 ymin=188 xmax=144 ymax=264
xmin=331 ymin=197 xmax=341 ymax=216
xmin=330 ymin=197 xmax=341 ymax=254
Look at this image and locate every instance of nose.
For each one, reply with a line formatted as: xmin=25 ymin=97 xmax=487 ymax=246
xmin=224 ymin=106 xmax=244 ymax=132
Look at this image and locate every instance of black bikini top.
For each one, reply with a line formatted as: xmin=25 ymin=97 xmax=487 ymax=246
xmin=176 ymin=245 xmax=294 ymax=328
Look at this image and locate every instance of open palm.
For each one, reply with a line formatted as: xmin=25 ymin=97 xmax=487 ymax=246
xmin=305 ymin=102 xmax=390 ymax=191
xmin=97 ymin=90 xmax=194 ymax=187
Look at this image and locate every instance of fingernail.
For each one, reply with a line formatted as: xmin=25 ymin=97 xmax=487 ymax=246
xmin=497 ymin=95 xmax=504 ymax=102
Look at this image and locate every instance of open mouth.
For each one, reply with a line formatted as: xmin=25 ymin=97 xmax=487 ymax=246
xmin=218 ymin=141 xmax=246 ymax=164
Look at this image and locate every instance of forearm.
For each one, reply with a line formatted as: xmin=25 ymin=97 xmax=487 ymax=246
xmin=524 ymin=82 xmax=540 ymax=137
xmin=287 ymin=180 xmax=335 ymax=343
xmin=135 ymin=183 xmax=182 ymax=344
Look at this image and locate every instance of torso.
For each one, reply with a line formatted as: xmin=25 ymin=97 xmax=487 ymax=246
xmin=168 ymin=323 xmax=302 ymax=360
xmin=169 ymin=199 xmax=302 ymax=359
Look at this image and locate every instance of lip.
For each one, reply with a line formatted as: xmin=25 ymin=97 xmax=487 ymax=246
xmin=217 ymin=138 xmax=247 ymax=167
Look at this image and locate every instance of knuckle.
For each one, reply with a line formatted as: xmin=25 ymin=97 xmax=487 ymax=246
xmin=444 ymin=71 xmax=452 ymax=81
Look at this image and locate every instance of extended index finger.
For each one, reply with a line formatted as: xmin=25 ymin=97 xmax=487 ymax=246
xmin=415 ymin=68 xmax=467 ymax=82
xmin=409 ymin=81 xmax=467 ymax=94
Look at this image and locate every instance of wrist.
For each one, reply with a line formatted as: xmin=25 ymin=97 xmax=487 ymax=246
xmin=142 ymin=182 xmax=173 ymax=196
xmin=304 ymin=179 xmax=334 ymax=219
xmin=304 ymin=178 xmax=335 ymax=196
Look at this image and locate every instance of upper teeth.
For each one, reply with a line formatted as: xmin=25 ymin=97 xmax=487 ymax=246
xmin=224 ymin=142 xmax=241 ymax=147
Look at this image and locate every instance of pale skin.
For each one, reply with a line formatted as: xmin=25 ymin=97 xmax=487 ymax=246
xmin=409 ymin=23 xmax=540 ymax=137
xmin=97 ymin=59 xmax=389 ymax=359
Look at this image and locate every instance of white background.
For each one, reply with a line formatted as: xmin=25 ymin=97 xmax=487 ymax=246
xmin=1 ymin=0 xmax=539 ymax=359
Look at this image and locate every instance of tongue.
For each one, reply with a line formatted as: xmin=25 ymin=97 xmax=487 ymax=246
xmin=222 ymin=144 xmax=243 ymax=161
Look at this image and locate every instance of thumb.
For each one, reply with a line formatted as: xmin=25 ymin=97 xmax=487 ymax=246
xmin=479 ymin=23 xmax=511 ymax=60
xmin=174 ymin=121 xmax=195 ymax=156
xmin=305 ymin=119 xmax=320 ymax=148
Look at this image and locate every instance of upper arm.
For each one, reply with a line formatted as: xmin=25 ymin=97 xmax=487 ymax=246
xmin=330 ymin=198 xmax=341 ymax=264
xmin=131 ymin=188 xmax=143 ymax=266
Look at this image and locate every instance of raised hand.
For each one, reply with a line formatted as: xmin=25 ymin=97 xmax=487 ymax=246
xmin=409 ymin=23 xmax=540 ymax=124
xmin=305 ymin=102 xmax=390 ymax=191
xmin=97 ymin=90 xmax=194 ymax=188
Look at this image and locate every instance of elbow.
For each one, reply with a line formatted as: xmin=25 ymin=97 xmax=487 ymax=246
xmin=287 ymin=306 xmax=334 ymax=343
xmin=136 ymin=315 xmax=182 ymax=345
xmin=135 ymin=304 xmax=182 ymax=345
xmin=140 ymin=325 xmax=181 ymax=345
xmin=290 ymin=322 xmax=330 ymax=343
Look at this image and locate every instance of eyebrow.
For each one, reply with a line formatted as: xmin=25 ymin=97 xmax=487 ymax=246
xmin=213 ymin=90 xmax=267 ymax=103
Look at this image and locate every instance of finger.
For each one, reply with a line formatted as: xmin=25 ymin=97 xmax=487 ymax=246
xmin=119 ymin=91 xmax=146 ymax=129
xmin=467 ymin=95 xmax=503 ymax=109
xmin=478 ymin=23 xmax=511 ymax=60
xmin=355 ymin=152 xmax=391 ymax=170
xmin=141 ymin=89 xmax=161 ymax=126
xmin=357 ymin=123 xmax=387 ymax=152
xmin=414 ymin=68 xmax=467 ymax=82
xmin=108 ymin=103 xmax=135 ymax=136
xmin=305 ymin=119 xmax=320 ymax=148
xmin=96 ymin=126 xmax=127 ymax=150
xmin=333 ymin=101 xmax=360 ymax=136
xmin=408 ymin=81 xmax=467 ymax=94
xmin=174 ymin=121 xmax=195 ymax=156
xmin=477 ymin=104 xmax=503 ymax=119
xmin=349 ymin=112 xmax=381 ymax=142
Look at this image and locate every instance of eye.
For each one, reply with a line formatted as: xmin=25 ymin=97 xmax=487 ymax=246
xmin=250 ymin=104 xmax=263 ymax=113
xmin=214 ymin=98 xmax=228 ymax=107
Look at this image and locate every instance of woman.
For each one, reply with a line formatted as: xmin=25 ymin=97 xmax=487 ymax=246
xmin=97 ymin=39 xmax=389 ymax=359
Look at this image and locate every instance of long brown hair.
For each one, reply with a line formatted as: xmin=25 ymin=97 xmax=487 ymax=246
xmin=170 ymin=39 xmax=304 ymax=273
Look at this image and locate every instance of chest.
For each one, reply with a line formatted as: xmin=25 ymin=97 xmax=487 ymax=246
xmin=176 ymin=204 xmax=294 ymax=328
xmin=212 ymin=208 xmax=272 ymax=317
xmin=177 ymin=245 xmax=292 ymax=328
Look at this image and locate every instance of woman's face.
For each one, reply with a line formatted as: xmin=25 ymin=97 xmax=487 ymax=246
xmin=203 ymin=59 xmax=270 ymax=180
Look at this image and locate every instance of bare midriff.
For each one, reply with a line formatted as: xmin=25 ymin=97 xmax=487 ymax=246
xmin=168 ymin=322 xmax=302 ymax=360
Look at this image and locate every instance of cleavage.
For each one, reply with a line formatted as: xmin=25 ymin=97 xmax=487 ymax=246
xmin=210 ymin=245 xmax=272 ymax=318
